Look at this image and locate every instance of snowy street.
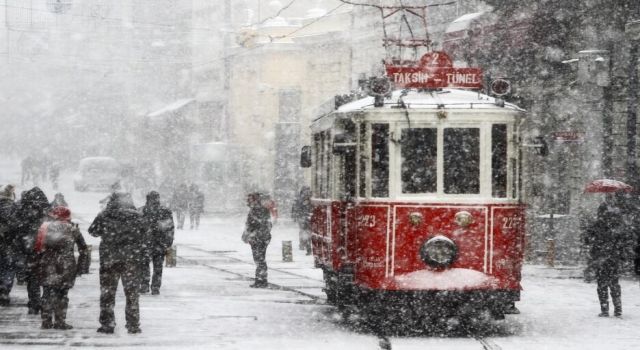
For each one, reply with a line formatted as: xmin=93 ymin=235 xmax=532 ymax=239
xmin=0 ymin=164 xmax=639 ymax=350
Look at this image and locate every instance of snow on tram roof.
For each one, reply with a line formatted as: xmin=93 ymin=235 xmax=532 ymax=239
xmin=335 ymin=89 xmax=525 ymax=113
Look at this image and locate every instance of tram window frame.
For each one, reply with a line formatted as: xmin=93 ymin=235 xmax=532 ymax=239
xmin=312 ymin=133 xmax=322 ymax=198
xmin=491 ymin=124 xmax=508 ymax=198
xmin=443 ymin=127 xmax=481 ymax=195
xmin=371 ymin=123 xmax=390 ymax=198
xmin=358 ymin=123 xmax=367 ymax=198
xmin=400 ymin=127 xmax=438 ymax=194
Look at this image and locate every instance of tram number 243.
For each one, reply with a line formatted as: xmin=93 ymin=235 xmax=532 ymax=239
xmin=357 ymin=215 xmax=376 ymax=228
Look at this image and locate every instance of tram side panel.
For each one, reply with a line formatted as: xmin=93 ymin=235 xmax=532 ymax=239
xmin=490 ymin=205 xmax=526 ymax=290
xmin=353 ymin=205 xmax=391 ymax=289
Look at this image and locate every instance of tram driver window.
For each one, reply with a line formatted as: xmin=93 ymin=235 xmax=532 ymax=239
xmin=401 ymin=128 xmax=437 ymax=193
xmin=371 ymin=124 xmax=389 ymax=197
xmin=444 ymin=128 xmax=480 ymax=194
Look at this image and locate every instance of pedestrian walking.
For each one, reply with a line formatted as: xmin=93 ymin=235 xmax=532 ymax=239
xmin=13 ymin=187 xmax=50 ymax=314
xmin=291 ymin=186 xmax=312 ymax=255
xmin=170 ymin=183 xmax=189 ymax=230
xmin=188 ymin=184 xmax=204 ymax=230
xmin=35 ymin=206 xmax=89 ymax=330
xmin=139 ymin=191 xmax=174 ymax=295
xmin=0 ymin=184 xmax=17 ymax=306
xmin=88 ymin=192 xmax=145 ymax=334
xmin=242 ymin=192 xmax=272 ymax=288
xmin=584 ymin=194 xmax=636 ymax=317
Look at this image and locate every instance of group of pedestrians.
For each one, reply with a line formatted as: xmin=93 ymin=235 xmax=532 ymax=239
xmin=0 ymin=184 xmax=175 ymax=334
xmin=169 ymin=183 xmax=204 ymax=230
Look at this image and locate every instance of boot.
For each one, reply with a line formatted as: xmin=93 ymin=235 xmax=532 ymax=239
xmin=127 ymin=325 xmax=142 ymax=334
xmin=140 ymin=285 xmax=150 ymax=294
xmin=598 ymin=302 xmax=609 ymax=317
xmin=41 ymin=319 xmax=53 ymax=329
xmin=97 ymin=326 xmax=114 ymax=334
xmin=613 ymin=298 xmax=622 ymax=317
xmin=53 ymin=322 xmax=73 ymax=330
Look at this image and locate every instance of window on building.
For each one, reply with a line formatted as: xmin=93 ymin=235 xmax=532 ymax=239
xmin=401 ymin=128 xmax=437 ymax=193
xmin=371 ymin=124 xmax=389 ymax=197
xmin=444 ymin=128 xmax=480 ymax=194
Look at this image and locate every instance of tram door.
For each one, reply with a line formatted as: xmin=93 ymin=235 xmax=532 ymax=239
xmin=333 ymin=120 xmax=357 ymax=264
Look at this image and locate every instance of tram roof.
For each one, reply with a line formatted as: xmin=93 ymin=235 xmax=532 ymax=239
xmin=334 ymin=89 xmax=525 ymax=114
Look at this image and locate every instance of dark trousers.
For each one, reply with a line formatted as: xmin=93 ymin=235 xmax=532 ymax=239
xmin=0 ymin=254 xmax=15 ymax=303
xmin=596 ymin=274 xmax=622 ymax=313
xmin=175 ymin=211 xmax=186 ymax=229
xmin=41 ymin=286 xmax=69 ymax=324
xmin=99 ymin=261 xmax=140 ymax=330
xmin=141 ymin=251 xmax=165 ymax=292
xmin=189 ymin=212 xmax=201 ymax=229
xmin=250 ymin=240 xmax=269 ymax=284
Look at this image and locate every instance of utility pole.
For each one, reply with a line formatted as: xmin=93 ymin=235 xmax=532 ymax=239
xmin=222 ymin=0 xmax=231 ymax=142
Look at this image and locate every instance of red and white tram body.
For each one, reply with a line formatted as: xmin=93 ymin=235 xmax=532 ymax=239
xmin=307 ymin=87 xmax=525 ymax=319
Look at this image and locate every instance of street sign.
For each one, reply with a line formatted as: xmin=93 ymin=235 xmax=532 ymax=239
xmin=551 ymin=131 xmax=585 ymax=143
xmin=385 ymin=51 xmax=483 ymax=90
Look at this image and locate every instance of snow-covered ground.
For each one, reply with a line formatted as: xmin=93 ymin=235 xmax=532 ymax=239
xmin=1 ymin=159 xmax=640 ymax=349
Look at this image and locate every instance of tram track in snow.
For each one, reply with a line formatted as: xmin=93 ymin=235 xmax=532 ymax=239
xmin=179 ymin=245 xmax=503 ymax=350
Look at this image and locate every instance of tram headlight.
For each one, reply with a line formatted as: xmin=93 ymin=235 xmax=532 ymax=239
xmin=419 ymin=235 xmax=458 ymax=268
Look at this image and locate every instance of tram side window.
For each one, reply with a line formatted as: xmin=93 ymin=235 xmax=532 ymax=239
xmin=492 ymin=124 xmax=508 ymax=198
xmin=371 ymin=124 xmax=389 ymax=197
xmin=313 ymin=133 xmax=322 ymax=198
xmin=401 ymin=128 xmax=437 ymax=193
xmin=359 ymin=124 xmax=367 ymax=198
xmin=444 ymin=128 xmax=480 ymax=194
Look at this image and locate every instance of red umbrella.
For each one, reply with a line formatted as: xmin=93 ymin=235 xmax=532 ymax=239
xmin=584 ymin=179 xmax=633 ymax=193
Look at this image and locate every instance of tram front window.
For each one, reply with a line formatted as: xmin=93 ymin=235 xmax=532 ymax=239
xmin=371 ymin=124 xmax=389 ymax=197
xmin=444 ymin=128 xmax=480 ymax=194
xmin=401 ymin=128 xmax=437 ymax=193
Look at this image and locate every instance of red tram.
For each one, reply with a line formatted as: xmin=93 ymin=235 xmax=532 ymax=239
xmin=301 ymin=52 xmax=526 ymax=320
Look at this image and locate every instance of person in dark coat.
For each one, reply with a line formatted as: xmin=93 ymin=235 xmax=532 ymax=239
xmin=187 ymin=184 xmax=204 ymax=230
xmin=585 ymin=195 xmax=635 ymax=317
xmin=13 ymin=187 xmax=50 ymax=314
xmin=35 ymin=206 xmax=89 ymax=330
xmin=139 ymin=191 xmax=174 ymax=295
xmin=88 ymin=192 xmax=145 ymax=334
xmin=170 ymin=183 xmax=189 ymax=230
xmin=291 ymin=186 xmax=312 ymax=255
xmin=0 ymin=185 xmax=17 ymax=306
xmin=243 ymin=192 xmax=272 ymax=288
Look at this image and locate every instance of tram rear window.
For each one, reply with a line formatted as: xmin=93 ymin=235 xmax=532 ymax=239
xmin=371 ymin=124 xmax=389 ymax=197
xmin=401 ymin=128 xmax=437 ymax=193
xmin=444 ymin=128 xmax=480 ymax=194
xmin=492 ymin=124 xmax=508 ymax=198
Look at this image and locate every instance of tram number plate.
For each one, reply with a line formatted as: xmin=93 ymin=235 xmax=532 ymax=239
xmin=501 ymin=216 xmax=522 ymax=230
xmin=357 ymin=215 xmax=376 ymax=228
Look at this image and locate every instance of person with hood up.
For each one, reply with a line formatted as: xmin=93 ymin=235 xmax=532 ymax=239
xmin=89 ymin=192 xmax=145 ymax=334
xmin=35 ymin=206 xmax=89 ymax=329
xmin=0 ymin=184 xmax=17 ymax=306
xmin=243 ymin=192 xmax=272 ymax=288
xmin=13 ymin=187 xmax=50 ymax=314
xmin=50 ymin=193 xmax=68 ymax=208
xmin=139 ymin=191 xmax=174 ymax=295
xmin=584 ymin=194 xmax=636 ymax=317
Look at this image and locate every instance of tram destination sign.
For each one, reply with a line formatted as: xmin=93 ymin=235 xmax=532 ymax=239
xmin=385 ymin=51 xmax=483 ymax=90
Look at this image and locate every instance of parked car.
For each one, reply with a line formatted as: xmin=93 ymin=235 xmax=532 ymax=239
xmin=73 ymin=157 xmax=121 ymax=192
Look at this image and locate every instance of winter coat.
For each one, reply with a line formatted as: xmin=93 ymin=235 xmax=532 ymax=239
xmin=36 ymin=220 xmax=88 ymax=288
xmin=292 ymin=198 xmax=312 ymax=230
xmin=188 ymin=190 xmax=205 ymax=214
xmin=585 ymin=203 xmax=635 ymax=278
xmin=88 ymin=194 xmax=145 ymax=267
xmin=13 ymin=187 xmax=50 ymax=257
xmin=0 ymin=190 xmax=16 ymax=250
xmin=140 ymin=192 xmax=174 ymax=255
xmin=245 ymin=205 xmax=272 ymax=244
xmin=171 ymin=186 xmax=189 ymax=211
